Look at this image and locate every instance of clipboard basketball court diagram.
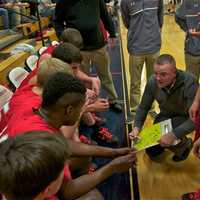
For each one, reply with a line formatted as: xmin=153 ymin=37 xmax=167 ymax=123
xmin=133 ymin=119 xmax=179 ymax=151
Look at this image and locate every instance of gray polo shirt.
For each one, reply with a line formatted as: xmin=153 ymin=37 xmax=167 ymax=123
xmin=120 ymin=0 xmax=163 ymax=55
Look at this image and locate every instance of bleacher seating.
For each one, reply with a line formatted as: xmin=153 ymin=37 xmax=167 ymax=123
xmin=8 ymin=67 xmax=29 ymax=89
xmin=38 ymin=46 xmax=48 ymax=55
xmin=0 ymin=30 xmax=57 ymax=85
xmin=0 ymin=30 xmax=24 ymax=51
xmin=0 ymin=85 xmax=13 ymax=140
xmin=25 ymin=54 xmax=39 ymax=71
xmin=17 ymin=17 xmax=50 ymax=36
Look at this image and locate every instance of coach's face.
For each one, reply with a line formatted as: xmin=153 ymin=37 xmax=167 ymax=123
xmin=153 ymin=63 xmax=177 ymax=88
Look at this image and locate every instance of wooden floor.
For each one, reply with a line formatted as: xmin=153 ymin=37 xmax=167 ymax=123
xmin=119 ymin=15 xmax=200 ymax=200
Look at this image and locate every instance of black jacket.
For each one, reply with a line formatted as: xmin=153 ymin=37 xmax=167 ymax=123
xmin=135 ymin=70 xmax=198 ymax=138
xmin=54 ymin=0 xmax=116 ymax=50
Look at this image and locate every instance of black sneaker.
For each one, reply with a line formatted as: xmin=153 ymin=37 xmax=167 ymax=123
xmin=182 ymin=188 xmax=200 ymax=199
xmin=182 ymin=191 xmax=198 ymax=200
xmin=172 ymin=138 xmax=193 ymax=162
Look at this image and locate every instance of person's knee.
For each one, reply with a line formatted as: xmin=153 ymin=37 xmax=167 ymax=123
xmin=146 ymin=145 xmax=165 ymax=158
xmin=153 ymin=114 xmax=167 ymax=124
xmin=0 ymin=8 xmax=8 ymax=15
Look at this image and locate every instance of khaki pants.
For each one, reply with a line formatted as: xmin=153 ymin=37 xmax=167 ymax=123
xmin=81 ymin=46 xmax=118 ymax=102
xmin=129 ymin=51 xmax=160 ymax=114
xmin=185 ymin=53 xmax=200 ymax=82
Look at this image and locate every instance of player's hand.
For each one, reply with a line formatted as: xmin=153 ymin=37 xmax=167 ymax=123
xmin=159 ymin=132 xmax=177 ymax=147
xmin=113 ymin=147 xmax=136 ymax=157
xmin=91 ymin=77 xmax=101 ymax=95
xmin=110 ymin=152 xmax=136 ymax=173
xmin=85 ymin=98 xmax=109 ymax=112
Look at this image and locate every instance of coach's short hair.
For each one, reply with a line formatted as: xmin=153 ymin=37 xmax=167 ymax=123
xmin=155 ymin=54 xmax=176 ymax=69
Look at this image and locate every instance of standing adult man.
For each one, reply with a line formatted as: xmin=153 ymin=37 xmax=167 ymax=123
xmin=54 ymin=0 xmax=122 ymax=113
xmin=120 ymin=0 xmax=163 ymax=117
xmin=130 ymin=54 xmax=198 ymax=162
xmin=175 ymin=0 xmax=200 ymax=82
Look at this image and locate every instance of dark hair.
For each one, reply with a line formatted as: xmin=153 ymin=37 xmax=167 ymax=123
xmin=52 ymin=43 xmax=83 ymax=64
xmin=155 ymin=54 xmax=176 ymax=69
xmin=0 ymin=131 xmax=70 ymax=200
xmin=42 ymin=72 xmax=86 ymax=109
xmin=60 ymin=28 xmax=83 ymax=49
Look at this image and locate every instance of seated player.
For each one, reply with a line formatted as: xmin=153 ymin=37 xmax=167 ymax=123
xmin=60 ymin=28 xmax=84 ymax=49
xmin=51 ymin=43 xmax=118 ymax=144
xmin=59 ymin=29 xmax=116 ymax=113
xmin=6 ymin=58 xmax=79 ymax=140
xmin=0 ymin=131 xmax=136 ymax=200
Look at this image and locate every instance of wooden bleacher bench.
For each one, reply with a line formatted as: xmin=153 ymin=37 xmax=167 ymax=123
xmin=0 ymin=28 xmax=58 ymax=85
xmin=43 ymin=29 xmax=58 ymax=41
xmin=0 ymin=39 xmax=42 ymax=85
xmin=17 ymin=17 xmax=50 ymax=36
xmin=0 ymin=33 xmax=23 ymax=51
xmin=0 ymin=12 xmax=57 ymax=85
